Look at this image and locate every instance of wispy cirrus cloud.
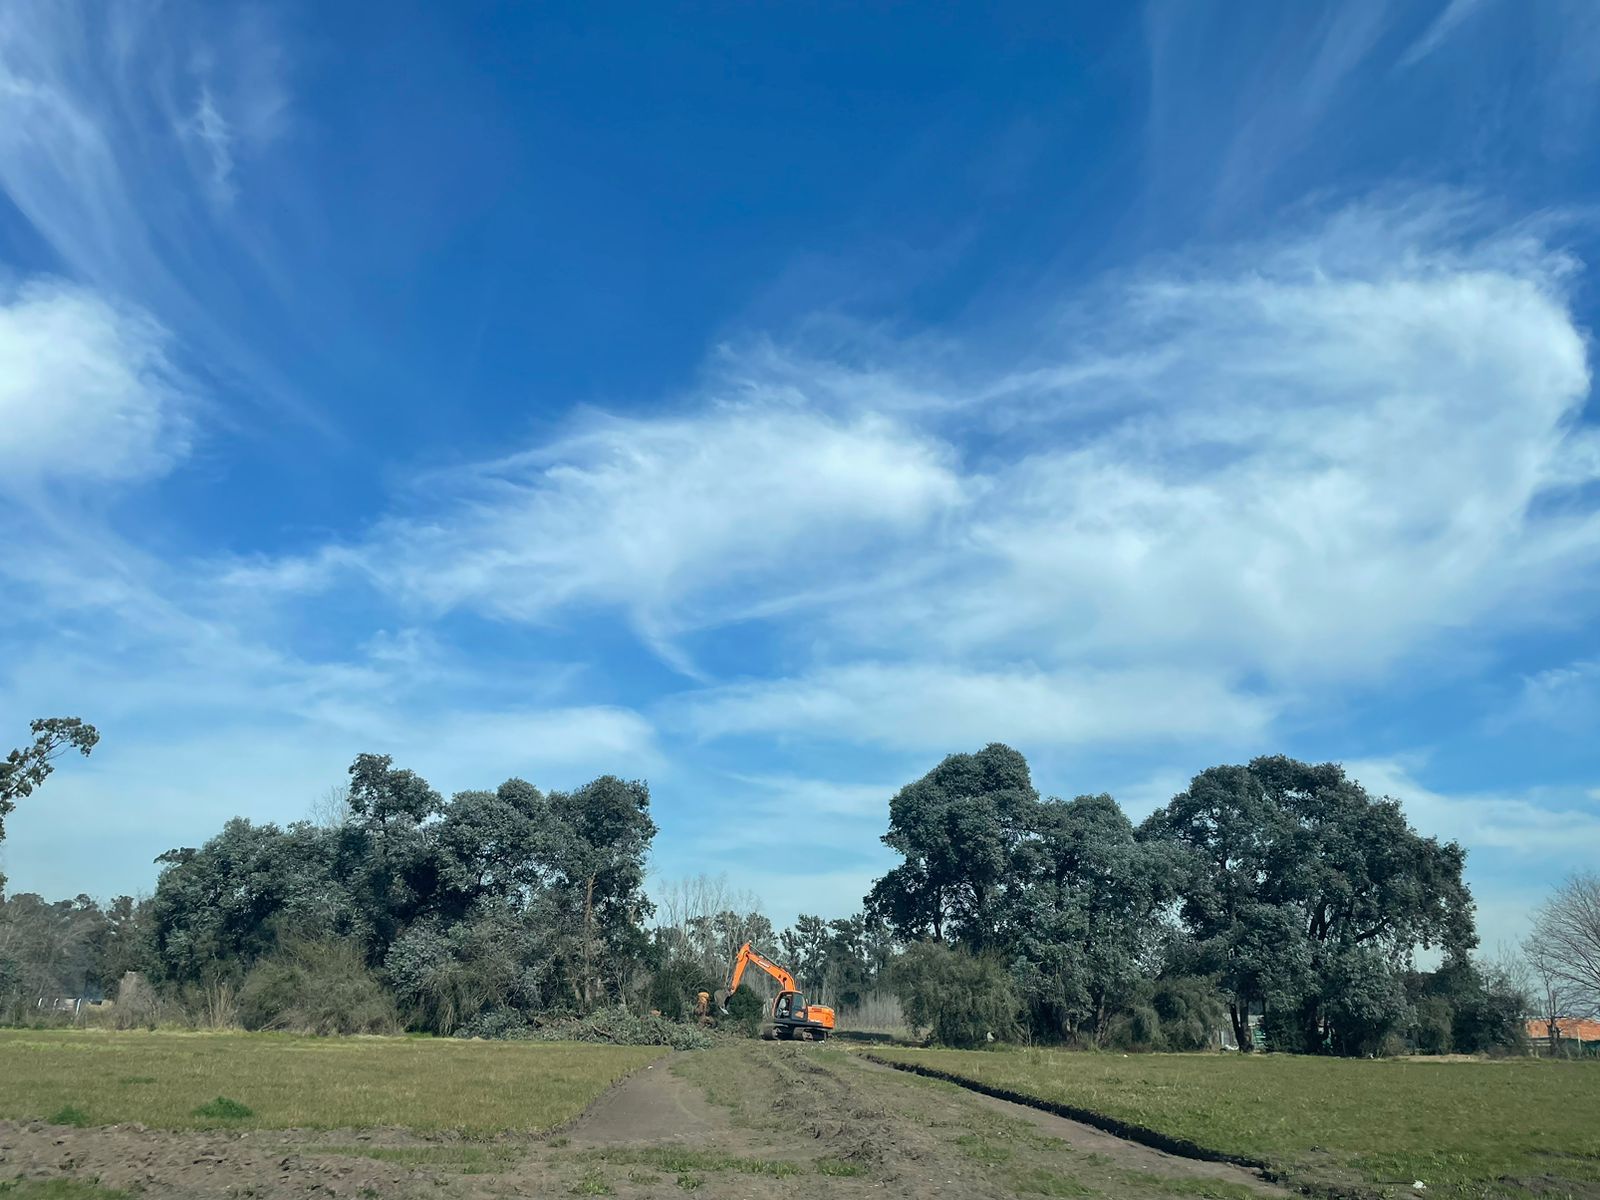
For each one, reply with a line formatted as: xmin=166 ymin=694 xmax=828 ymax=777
xmin=0 ymin=0 xmax=302 ymax=422
xmin=211 ymin=198 xmax=1600 ymax=754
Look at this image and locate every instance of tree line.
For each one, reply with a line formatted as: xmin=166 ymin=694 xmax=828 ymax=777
xmin=1 ymin=719 xmax=1595 ymax=1054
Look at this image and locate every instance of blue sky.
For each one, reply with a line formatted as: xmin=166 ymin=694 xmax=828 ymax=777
xmin=2 ymin=1 xmax=1598 ymax=948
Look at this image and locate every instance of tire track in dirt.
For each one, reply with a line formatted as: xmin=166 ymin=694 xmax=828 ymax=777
xmin=565 ymin=1055 xmax=731 ymax=1145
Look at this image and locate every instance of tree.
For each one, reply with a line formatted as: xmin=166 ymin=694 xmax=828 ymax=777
xmin=544 ymin=776 xmax=657 ymax=1008
xmin=1142 ymin=756 xmax=1476 ymax=1054
xmin=0 ymin=891 xmax=116 ymax=1017
xmin=433 ymin=780 xmax=549 ymax=918
xmin=1526 ymin=934 xmax=1578 ymax=1050
xmin=0 ymin=718 xmax=99 ymax=843
xmin=1005 ymin=794 xmax=1179 ymax=1045
xmin=1528 ymin=871 xmax=1600 ymax=1018
xmin=147 ymin=818 xmax=362 ymax=984
xmin=868 ymin=743 xmax=1038 ymax=946
xmin=343 ymin=754 xmax=445 ymax=956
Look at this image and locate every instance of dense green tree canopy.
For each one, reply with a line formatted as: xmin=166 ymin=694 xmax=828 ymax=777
xmin=145 ymin=755 xmax=659 ymax=1032
xmin=1140 ymin=755 xmax=1476 ymax=1052
xmin=868 ymin=742 xmax=1038 ymax=946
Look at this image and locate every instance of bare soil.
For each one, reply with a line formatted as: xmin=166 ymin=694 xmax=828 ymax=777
xmin=0 ymin=1042 xmax=1295 ymax=1198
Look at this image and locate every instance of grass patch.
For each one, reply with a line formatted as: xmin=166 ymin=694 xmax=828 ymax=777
xmin=674 ymin=1175 xmax=702 ymax=1191
xmin=1145 ymin=1179 xmax=1262 ymax=1200
xmin=47 ymin=1103 xmax=92 ymax=1127
xmin=569 ymin=1167 xmax=612 ymax=1195
xmin=192 ymin=1096 xmax=254 ymax=1119
xmin=0 ymin=1185 xmax=126 ymax=1200
xmin=874 ymin=1047 xmax=1600 ymax=1200
xmin=1009 ymin=1166 xmax=1095 ymax=1196
xmin=0 ymin=1028 xmax=664 ymax=1134
xmin=312 ymin=1144 xmax=522 ymax=1174
xmin=580 ymin=1147 xmax=802 ymax=1177
xmin=815 ymin=1157 xmax=866 ymax=1176
xmin=956 ymin=1131 xmax=1013 ymax=1164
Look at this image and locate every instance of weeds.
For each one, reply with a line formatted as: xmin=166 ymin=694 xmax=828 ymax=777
xmin=815 ymin=1157 xmax=866 ymax=1176
xmin=956 ymin=1131 xmax=1013 ymax=1164
xmin=311 ymin=1144 xmax=521 ymax=1174
xmin=192 ymin=1096 xmax=254 ymax=1119
xmin=568 ymin=1167 xmax=612 ymax=1195
xmin=47 ymin=1104 xmax=91 ymax=1127
xmin=0 ymin=1184 xmax=127 ymax=1200
xmin=1009 ymin=1167 xmax=1096 ymax=1196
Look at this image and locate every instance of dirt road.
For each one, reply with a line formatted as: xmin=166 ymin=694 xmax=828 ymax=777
xmin=0 ymin=1042 xmax=1289 ymax=1198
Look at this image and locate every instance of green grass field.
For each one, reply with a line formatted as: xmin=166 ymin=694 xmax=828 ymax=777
xmin=872 ymin=1047 xmax=1600 ymax=1200
xmin=0 ymin=1029 xmax=664 ymax=1134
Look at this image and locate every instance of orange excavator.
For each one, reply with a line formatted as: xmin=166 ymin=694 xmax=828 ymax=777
xmin=715 ymin=942 xmax=836 ymax=1041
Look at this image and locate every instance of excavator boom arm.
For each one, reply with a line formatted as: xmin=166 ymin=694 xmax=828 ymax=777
xmin=727 ymin=943 xmax=799 ymax=994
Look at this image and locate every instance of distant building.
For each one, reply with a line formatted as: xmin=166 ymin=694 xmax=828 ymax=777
xmin=1526 ymin=1017 xmax=1600 ymax=1051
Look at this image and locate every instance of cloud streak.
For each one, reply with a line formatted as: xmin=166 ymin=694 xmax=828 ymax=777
xmin=222 ymin=198 xmax=1600 ymax=751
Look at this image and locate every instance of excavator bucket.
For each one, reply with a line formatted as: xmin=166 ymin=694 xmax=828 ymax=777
xmin=713 ymin=987 xmax=733 ymax=1011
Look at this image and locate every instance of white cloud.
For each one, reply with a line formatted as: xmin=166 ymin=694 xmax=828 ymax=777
xmin=219 ymin=199 xmax=1600 ymax=749
xmin=822 ymin=205 xmax=1596 ymax=686
xmin=227 ymin=402 xmax=964 ymax=668
xmin=679 ymin=663 xmax=1273 ymax=751
xmin=1505 ymin=658 xmax=1600 ymax=732
xmin=1399 ymin=0 xmax=1491 ymax=67
xmin=0 ymin=279 xmax=190 ymax=485
xmin=0 ymin=0 xmax=304 ymax=423
xmin=184 ymin=84 xmax=235 ymax=200
xmin=1340 ymin=756 xmax=1600 ymax=950
xmin=1345 ymin=757 xmax=1600 ymax=862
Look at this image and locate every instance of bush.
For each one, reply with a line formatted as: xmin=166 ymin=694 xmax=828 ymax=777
xmin=890 ymin=942 xmax=1020 ymax=1048
xmin=454 ymin=1003 xmax=713 ymax=1049
xmin=531 ymin=1004 xmax=714 ymax=1049
xmin=114 ymin=971 xmax=168 ymax=1030
xmin=722 ymin=985 xmax=765 ymax=1038
xmin=1106 ymin=1002 xmax=1161 ymax=1051
xmin=1149 ymin=975 xmax=1229 ymax=1051
xmin=454 ymin=1007 xmax=532 ymax=1040
xmin=647 ymin=958 xmax=715 ymax=1021
xmin=238 ymin=939 xmax=399 ymax=1035
xmin=1412 ymin=995 xmax=1454 ymax=1054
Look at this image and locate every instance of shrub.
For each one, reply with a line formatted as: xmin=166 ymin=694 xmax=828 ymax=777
xmin=890 ymin=942 xmax=1020 ymax=1048
xmin=113 ymin=971 xmax=168 ymax=1030
xmin=647 ymin=958 xmax=714 ymax=1021
xmin=238 ymin=939 xmax=398 ymax=1035
xmin=1149 ymin=975 xmax=1229 ymax=1051
xmin=193 ymin=1096 xmax=254 ymax=1119
xmin=722 ymin=986 xmax=765 ymax=1038
xmin=532 ymin=1004 xmax=714 ymax=1050
xmin=454 ymin=1007 xmax=532 ymax=1040
xmin=454 ymin=1003 xmax=712 ymax=1049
